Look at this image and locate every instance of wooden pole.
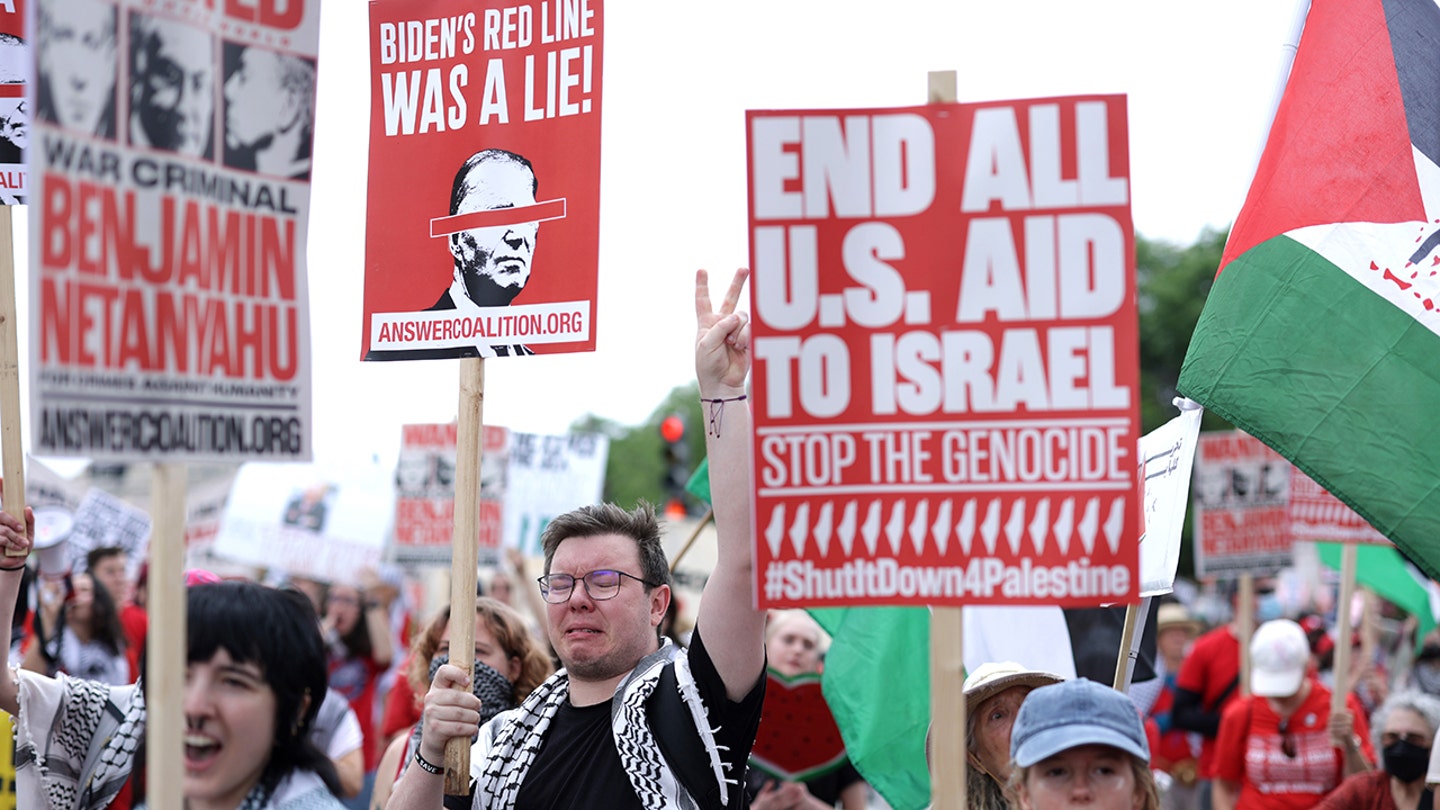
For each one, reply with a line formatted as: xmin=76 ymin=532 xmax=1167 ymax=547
xmin=1237 ymin=573 xmax=1254 ymax=697
xmin=147 ymin=463 xmax=187 ymax=810
xmin=668 ymin=508 xmax=714 ymax=573
xmin=1113 ymin=597 xmax=1152 ymax=693
xmin=926 ymin=68 xmax=965 ymax=810
xmin=0 ymin=205 xmax=25 ymax=554
xmin=1330 ymin=544 xmax=1358 ymax=714
xmin=930 ymin=606 xmax=965 ymax=810
xmin=444 ymin=357 xmax=484 ymax=794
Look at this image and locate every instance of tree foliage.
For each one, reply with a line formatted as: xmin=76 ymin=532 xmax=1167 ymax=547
xmin=1137 ymin=227 xmax=1235 ymax=434
xmin=579 ymin=382 xmax=705 ymax=511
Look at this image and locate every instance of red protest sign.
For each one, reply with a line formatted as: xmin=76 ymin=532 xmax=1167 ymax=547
xmin=1288 ymin=468 xmax=1389 ymax=545
xmin=393 ymin=422 xmax=508 ymax=565
xmin=747 ymin=96 xmax=1140 ymax=608
xmin=1192 ymin=431 xmax=1293 ymax=576
xmin=29 ymin=0 xmax=320 ymax=461
xmin=0 ymin=0 xmax=24 ymax=204
xmin=362 ymin=0 xmax=602 ymax=361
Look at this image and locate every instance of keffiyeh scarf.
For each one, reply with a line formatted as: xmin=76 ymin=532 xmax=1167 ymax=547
xmin=474 ymin=640 xmax=731 ymax=810
xmin=13 ymin=669 xmax=145 ymax=810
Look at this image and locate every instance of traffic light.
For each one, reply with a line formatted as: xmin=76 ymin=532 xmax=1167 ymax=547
xmin=660 ymin=414 xmax=689 ymax=517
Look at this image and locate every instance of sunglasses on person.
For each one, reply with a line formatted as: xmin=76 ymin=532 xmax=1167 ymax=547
xmin=537 ymin=570 xmax=659 ymax=604
xmin=1279 ymin=718 xmax=1297 ymax=758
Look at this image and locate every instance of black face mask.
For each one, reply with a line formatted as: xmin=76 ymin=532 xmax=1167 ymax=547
xmin=1383 ymin=739 xmax=1431 ymax=783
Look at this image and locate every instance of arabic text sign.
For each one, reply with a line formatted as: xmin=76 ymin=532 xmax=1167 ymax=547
xmin=29 ymin=0 xmax=319 ymax=461
xmin=362 ymin=0 xmax=602 ymax=360
xmin=747 ymin=97 xmax=1141 ymax=608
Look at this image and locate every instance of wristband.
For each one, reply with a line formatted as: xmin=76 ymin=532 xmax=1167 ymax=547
xmin=413 ymin=748 xmax=443 ymax=775
xmin=0 ymin=561 xmax=26 ymax=571
xmin=700 ymin=394 xmax=747 ymax=438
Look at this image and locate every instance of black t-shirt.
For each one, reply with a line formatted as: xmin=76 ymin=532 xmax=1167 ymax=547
xmin=511 ymin=628 xmax=765 ymax=809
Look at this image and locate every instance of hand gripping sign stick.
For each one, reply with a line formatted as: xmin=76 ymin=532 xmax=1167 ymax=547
xmin=427 ymin=193 xmax=565 ymax=794
xmin=0 ymin=205 xmax=24 ymax=557
xmin=926 ymin=68 xmax=968 ymax=810
xmin=444 ymin=357 xmax=485 ymax=794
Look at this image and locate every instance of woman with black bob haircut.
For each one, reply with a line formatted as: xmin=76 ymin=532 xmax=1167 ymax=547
xmin=0 ymin=510 xmax=346 ymax=810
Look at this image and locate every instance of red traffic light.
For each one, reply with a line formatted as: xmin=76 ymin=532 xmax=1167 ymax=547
xmin=660 ymin=415 xmax=685 ymax=444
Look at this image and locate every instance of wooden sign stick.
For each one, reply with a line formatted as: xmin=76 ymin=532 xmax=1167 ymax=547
xmin=0 ymin=205 xmax=25 ymax=552
xmin=926 ymin=69 xmax=966 ymax=810
xmin=1113 ymin=597 xmax=1152 ymax=693
xmin=444 ymin=357 xmax=485 ymax=794
xmin=1330 ymin=544 xmax=1358 ymax=714
xmin=1237 ymin=572 xmax=1254 ymax=697
xmin=148 ymin=463 xmax=188 ymax=810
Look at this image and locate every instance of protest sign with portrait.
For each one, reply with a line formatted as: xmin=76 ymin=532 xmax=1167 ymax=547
xmin=362 ymin=0 xmax=602 ymax=360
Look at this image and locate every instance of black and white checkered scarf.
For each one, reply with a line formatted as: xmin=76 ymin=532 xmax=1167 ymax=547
xmin=473 ymin=640 xmax=730 ymax=810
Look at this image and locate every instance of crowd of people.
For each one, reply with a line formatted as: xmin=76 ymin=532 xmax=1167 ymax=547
xmin=0 ymin=269 xmax=1436 ymax=810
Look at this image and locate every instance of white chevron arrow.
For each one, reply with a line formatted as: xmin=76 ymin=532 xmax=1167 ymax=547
xmin=861 ymin=501 xmax=882 ymax=555
xmin=932 ymin=500 xmax=953 ymax=558
xmin=958 ymin=499 xmax=977 ymax=556
xmin=838 ymin=501 xmax=858 ymax=556
xmin=1103 ymin=497 xmax=1126 ymax=554
xmin=813 ymin=502 xmax=834 ymax=558
xmin=764 ymin=504 xmax=786 ymax=558
xmin=885 ymin=501 xmax=906 ymax=556
xmin=1053 ymin=498 xmax=1075 ymax=556
xmin=1078 ymin=497 xmax=1100 ymax=555
xmin=789 ymin=502 xmax=810 ymax=559
xmin=980 ymin=499 xmax=1001 ymax=555
xmin=1005 ymin=499 xmax=1026 ymax=556
xmin=909 ymin=500 xmax=930 ymax=556
xmin=1029 ymin=498 xmax=1051 ymax=555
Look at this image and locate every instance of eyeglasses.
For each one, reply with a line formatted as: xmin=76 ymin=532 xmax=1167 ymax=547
xmin=536 ymin=570 xmax=659 ymax=604
xmin=1279 ymin=718 xmax=1297 ymax=758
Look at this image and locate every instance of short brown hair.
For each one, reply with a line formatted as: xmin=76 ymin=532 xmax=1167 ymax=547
xmin=540 ymin=502 xmax=671 ymax=592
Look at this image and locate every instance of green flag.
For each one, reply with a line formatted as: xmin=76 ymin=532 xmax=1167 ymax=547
xmin=1316 ymin=542 xmax=1436 ymax=647
xmin=689 ymin=457 xmax=933 ymax=807
xmin=1176 ymin=0 xmax=1440 ymax=580
xmin=685 ymin=457 xmax=711 ymax=504
xmin=810 ymin=607 xmax=932 ymax=810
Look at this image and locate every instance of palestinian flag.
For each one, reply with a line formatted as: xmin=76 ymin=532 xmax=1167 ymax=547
xmin=1178 ymin=0 xmax=1440 ymax=579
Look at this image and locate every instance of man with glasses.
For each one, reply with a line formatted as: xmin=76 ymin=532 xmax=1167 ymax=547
xmin=391 ymin=269 xmax=762 ymax=809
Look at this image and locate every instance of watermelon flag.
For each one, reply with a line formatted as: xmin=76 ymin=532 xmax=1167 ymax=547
xmin=1178 ymin=0 xmax=1440 ymax=580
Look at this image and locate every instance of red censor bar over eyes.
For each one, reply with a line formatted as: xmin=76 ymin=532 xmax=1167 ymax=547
xmin=429 ymin=198 xmax=568 ymax=238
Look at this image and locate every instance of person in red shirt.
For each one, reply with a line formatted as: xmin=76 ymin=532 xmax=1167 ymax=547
xmin=1214 ymin=619 xmax=1374 ymax=810
xmin=1317 ymin=690 xmax=1440 ymax=810
xmin=1172 ymin=582 xmax=1287 ymax=807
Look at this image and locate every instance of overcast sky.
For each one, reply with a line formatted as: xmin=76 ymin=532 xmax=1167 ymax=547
xmin=21 ymin=0 xmax=1308 ymax=472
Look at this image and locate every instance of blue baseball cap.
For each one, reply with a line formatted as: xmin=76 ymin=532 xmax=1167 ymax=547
xmin=1010 ymin=678 xmax=1149 ymax=768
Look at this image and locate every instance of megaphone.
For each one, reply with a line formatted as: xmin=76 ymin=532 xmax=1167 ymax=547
xmin=32 ymin=507 xmax=74 ymax=579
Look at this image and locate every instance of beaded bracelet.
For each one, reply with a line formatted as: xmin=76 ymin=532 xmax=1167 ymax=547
xmin=700 ymin=394 xmax=747 ymax=438
xmin=413 ymin=748 xmax=444 ymax=775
